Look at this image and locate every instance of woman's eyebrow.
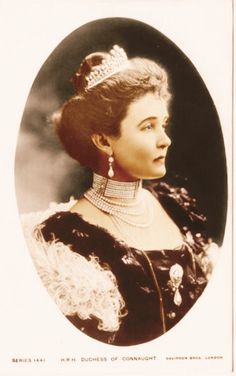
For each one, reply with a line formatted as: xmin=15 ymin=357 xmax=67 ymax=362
xmin=137 ymin=116 xmax=157 ymax=127
xmin=137 ymin=115 xmax=169 ymax=127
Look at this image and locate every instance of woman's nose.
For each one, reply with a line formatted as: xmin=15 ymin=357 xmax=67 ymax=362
xmin=156 ymin=128 xmax=171 ymax=148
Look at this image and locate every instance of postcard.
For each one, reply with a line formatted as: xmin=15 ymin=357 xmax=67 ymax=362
xmin=0 ymin=0 xmax=233 ymax=375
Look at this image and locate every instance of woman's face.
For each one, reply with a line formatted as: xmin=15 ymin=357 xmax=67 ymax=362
xmin=108 ymin=92 xmax=171 ymax=181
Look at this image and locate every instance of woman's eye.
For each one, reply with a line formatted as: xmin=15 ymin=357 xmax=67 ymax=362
xmin=143 ymin=123 xmax=153 ymax=130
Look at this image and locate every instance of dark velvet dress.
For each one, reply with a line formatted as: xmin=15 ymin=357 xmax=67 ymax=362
xmin=37 ymin=181 xmax=213 ymax=346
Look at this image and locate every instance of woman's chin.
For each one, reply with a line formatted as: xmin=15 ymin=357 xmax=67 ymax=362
xmin=148 ymin=166 xmax=167 ymax=180
xmin=114 ymin=165 xmax=167 ymax=181
xmin=139 ymin=169 xmax=167 ymax=181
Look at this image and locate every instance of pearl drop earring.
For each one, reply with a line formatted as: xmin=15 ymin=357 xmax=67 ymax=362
xmin=108 ymin=155 xmax=114 ymax=178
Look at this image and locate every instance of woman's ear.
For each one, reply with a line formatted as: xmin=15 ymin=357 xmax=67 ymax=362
xmin=91 ymin=133 xmax=113 ymax=156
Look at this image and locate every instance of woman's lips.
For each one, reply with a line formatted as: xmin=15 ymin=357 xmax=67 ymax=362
xmin=153 ymin=156 xmax=165 ymax=162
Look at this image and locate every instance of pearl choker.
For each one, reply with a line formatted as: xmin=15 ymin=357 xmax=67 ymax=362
xmin=91 ymin=173 xmax=142 ymax=199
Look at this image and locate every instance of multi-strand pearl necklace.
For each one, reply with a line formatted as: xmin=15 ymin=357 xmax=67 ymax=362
xmin=84 ymin=173 xmax=154 ymax=228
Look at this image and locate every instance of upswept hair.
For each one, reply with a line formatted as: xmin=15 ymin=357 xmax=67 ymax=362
xmin=53 ymin=53 xmax=171 ymax=170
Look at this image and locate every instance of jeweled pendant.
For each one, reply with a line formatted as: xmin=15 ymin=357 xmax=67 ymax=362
xmin=108 ymin=166 xmax=114 ymax=178
xmin=108 ymin=155 xmax=114 ymax=178
xmin=174 ymin=289 xmax=182 ymax=306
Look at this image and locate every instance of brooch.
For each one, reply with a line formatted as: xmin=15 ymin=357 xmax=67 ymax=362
xmin=168 ymin=263 xmax=184 ymax=306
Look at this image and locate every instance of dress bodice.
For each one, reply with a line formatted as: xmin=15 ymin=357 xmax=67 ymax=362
xmin=31 ymin=181 xmax=215 ymax=346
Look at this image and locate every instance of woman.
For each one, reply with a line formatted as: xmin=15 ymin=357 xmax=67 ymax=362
xmin=23 ymin=45 xmax=217 ymax=346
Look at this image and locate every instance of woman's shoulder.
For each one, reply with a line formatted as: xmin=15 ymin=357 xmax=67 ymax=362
xmin=21 ymin=198 xmax=128 ymax=261
xmin=20 ymin=198 xmax=90 ymax=251
xmin=35 ymin=209 xmax=120 ymax=252
xmin=146 ymin=180 xmax=207 ymax=234
xmin=21 ymin=199 xmax=129 ymax=277
xmin=20 ymin=198 xmax=77 ymax=233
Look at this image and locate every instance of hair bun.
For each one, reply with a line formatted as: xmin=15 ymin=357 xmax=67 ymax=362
xmin=71 ymin=51 xmax=108 ymax=93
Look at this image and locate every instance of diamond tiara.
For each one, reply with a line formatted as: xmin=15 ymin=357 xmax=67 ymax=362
xmin=85 ymin=45 xmax=129 ymax=89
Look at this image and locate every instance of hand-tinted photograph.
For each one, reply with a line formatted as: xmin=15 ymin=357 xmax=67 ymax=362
xmin=15 ymin=17 xmax=227 ymax=346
